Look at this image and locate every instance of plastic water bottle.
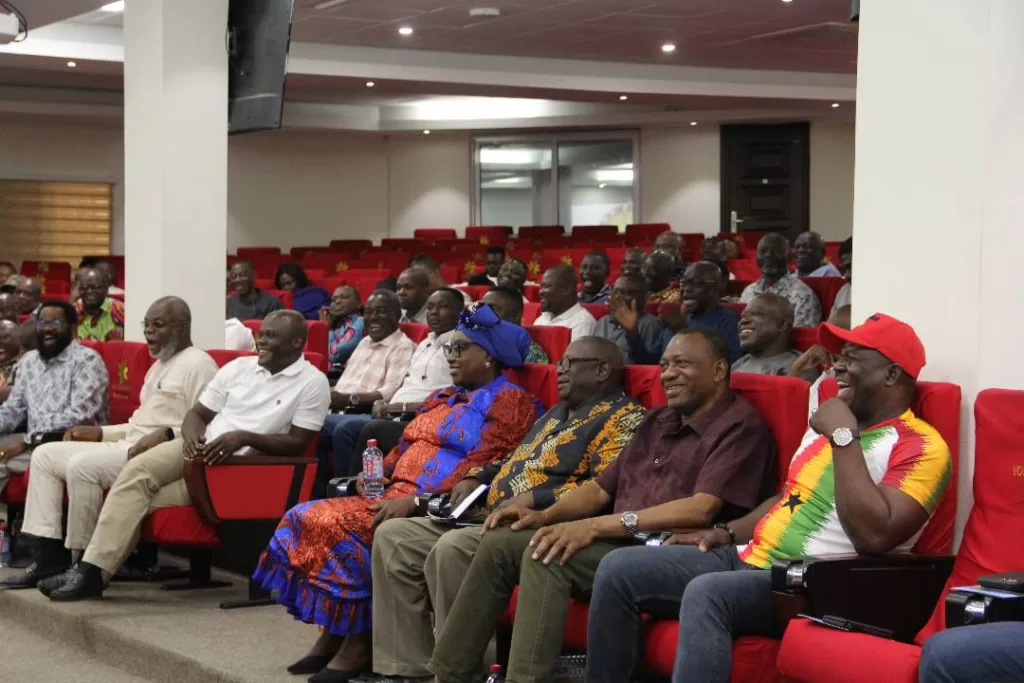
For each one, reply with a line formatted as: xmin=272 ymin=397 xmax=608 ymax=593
xmin=0 ymin=523 xmax=10 ymax=569
xmin=485 ymin=664 xmax=504 ymax=683
xmin=553 ymin=654 xmax=587 ymax=682
xmin=362 ymin=439 xmax=385 ymax=501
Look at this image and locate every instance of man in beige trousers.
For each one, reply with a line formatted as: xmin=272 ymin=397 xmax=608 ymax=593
xmin=1 ymin=296 xmax=217 ymax=589
xmin=43 ymin=310 xmax=331 ymax=601
xmin=366 ymin=338 xmax=645 ymax=682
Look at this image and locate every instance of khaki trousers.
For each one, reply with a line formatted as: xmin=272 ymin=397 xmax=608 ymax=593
xmin=371 ymin=517 xmax=484 ymax=677
xmin=22 ymin=440 xmax=130 ymax=549
xmin=81 ymin=438 xmax=190 ymax=575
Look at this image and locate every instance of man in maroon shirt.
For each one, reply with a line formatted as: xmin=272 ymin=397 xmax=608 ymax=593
xmin=426 ymin=328 xmax=778 ymax=683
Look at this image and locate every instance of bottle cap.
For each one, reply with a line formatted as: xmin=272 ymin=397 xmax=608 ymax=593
xmin=489 ymin=664 xmax=502 ymax=672
xmin=367 ymin=439 xmax=378 ymax=447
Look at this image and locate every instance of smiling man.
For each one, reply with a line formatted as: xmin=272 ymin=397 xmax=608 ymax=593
xmin=0 ymin=301 xmax=108 ymax=507
xmin=579 ymin=252 xmax=612 ymax=304
xmin=534 ymin=264 xmax=596 ymax=341
xmin=794 ymin=231 xmax=842 ymax=278
xmin=367 ymin=337 xmax=644 ymax=682
xmin=397 ymin=267 xmax=432 ymax=324
xmin=426 ymin=329 xmax=777 ymax=683
xmin=1 ymin=297 xmax=218 ymax=590
xmin=44 ymin=309 xmax=331 ymax=601
xmin=732 ymin=293 xmax=801 ymax=376
xmin=740 ymin=233 xmax=821 ymax=328
xmin=75 ymin=267 xmax=125 ymax=342
xmin=583 ymin=314 xmax=951 ymax=683
xmin=226 ymin=261 xmax=284 ymax=321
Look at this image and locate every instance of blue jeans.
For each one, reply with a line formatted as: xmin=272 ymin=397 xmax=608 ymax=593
xmin=316 ymin=413 xmax=372 ymax=492
xmin=586 ymin=544 xmax=779 ymax=683
xmin=920 ymin=622 xmax=1024 ymax=683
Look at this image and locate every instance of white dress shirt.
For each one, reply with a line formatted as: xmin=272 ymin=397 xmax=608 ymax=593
xmin=391 ymin=330 xmax=456 ymax=404
xmin=533 ymin=302 xmax=597 ymax=341
xmin=199 ymin=355 xmax=331 ymax=454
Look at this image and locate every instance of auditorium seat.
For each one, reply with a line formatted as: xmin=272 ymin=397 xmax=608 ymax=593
xmin=523 ymin=302 xmax=540 ymax=326
xmin=242 ymin=319 xmax=328 ymax=359
xmin=571 ymin=225 xmax=619 ymax=240
xmin=798 ymin=277 xmax=846 ymax=318
xmin=400 ymin=322 xmax=429 ymax=345
xmin=791 ymin=327 xmax=820 ymax=353
xmin=236 ymin=247 xmax=281 ymax=259
xmin=328 ymin=239 xmax=372 ymax=254
xmin=359 ymin=253 xmax=409 ymax=276
xmin=518 ymin=225 xmax=564 ymax=241
xmin=777 ymin=385 xmax=986 ymax=683
xmin=21 ymin=260 xmax=72 ymax=283
xmin=505 ymin=363 xmax=558 ymax=409
xmin=456 ymin=285 xmax=491 ymax=302
xmin=723 ymin=302 xmax=747 ymax=316
xmin=729 ymin=259 xmax=761 ymax=281
xmin=625 ymin=223 xmax=671 ymax=243
xmin=524 ymin=325 xmax=570 ymax=363
xmin=580 ymin=303 xmax=608 ymax=320
xmin=100 ymin=341 xmax=154 ymax=426
xmin=466 ymin=226 xmax=512 ymax=243
xmin=523 ymin=284 xmax=541 ymax=303
xmin=414 ymin=228 xmax=458 ymax=241
xmin=624 ymin=365 xmax=667 ymax=408
xmin=265 ymin=289 xmax=294 ymax=310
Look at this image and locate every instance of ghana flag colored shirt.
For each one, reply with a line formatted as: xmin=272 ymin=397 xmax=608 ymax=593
xmin=739 ymin=409 xmax=951 ymax=569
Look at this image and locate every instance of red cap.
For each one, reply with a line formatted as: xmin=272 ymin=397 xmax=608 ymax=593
xmin=818 ymin=313 xmax=926 ymax=379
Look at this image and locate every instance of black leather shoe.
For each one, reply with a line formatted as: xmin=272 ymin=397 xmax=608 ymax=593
xmin=48 ymin=562 xmax=105 ymax=602
xmin=0 ymin=560 xmax=69 ymax=590
xmin=37 ymin=564 xmax=79 ymax=597
xmin=288 ymin=655 xmax=336 ymax=675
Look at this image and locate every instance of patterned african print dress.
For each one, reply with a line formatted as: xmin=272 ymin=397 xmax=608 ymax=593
xmin=253 ymin=375 xmax=541 ymax=636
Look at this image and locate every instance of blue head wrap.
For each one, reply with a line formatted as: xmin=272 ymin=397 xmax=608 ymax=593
xmin=456 ymin=303 xmax=532 ymax=369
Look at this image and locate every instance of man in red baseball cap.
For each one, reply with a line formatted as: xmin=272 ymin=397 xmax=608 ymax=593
xmin=578 ymin=311 xmax=953 ymax=683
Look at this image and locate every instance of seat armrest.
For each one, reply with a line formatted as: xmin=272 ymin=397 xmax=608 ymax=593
xmin=771 ymin=553 xmax=955 ymax=643
xmin=328 ymin=476 xmax=360 ymax=497
xmin=184 ymin=455 xmax=320 ymax=525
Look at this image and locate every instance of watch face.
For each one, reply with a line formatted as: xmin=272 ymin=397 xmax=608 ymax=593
xmin=832 ymin=427 xmax=855 ymax=447
xmin=622 ymin=511 xmax=638 ymax=528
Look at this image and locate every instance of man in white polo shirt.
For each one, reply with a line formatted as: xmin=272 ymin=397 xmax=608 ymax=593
xmin=1 ymin=297 xmax=218 ymax=590
xmin=534 ymin=264 xmax=597 ymax=341
xmin=44 ymin=310 xmax=331 ymax=601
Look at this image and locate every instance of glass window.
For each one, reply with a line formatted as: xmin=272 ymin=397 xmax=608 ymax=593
xmin=557 ymin=139 xmax=635 ymax=229
xmin=478 ymin=142 xmax=554 ymax=227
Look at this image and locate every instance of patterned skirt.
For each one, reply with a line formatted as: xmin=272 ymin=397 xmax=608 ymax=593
xmin=253 ymin=491 xmax=400 ymax=636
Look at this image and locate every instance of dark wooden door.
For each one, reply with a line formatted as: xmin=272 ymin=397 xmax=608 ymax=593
xmin=720 ymin=122 xmax=809 ymax=240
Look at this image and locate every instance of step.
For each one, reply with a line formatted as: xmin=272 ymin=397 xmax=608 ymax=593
xmin=0 ymin=566 xmax=318 ymax=683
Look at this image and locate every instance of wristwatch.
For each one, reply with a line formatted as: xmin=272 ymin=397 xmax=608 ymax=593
xmin=620 ymin=511 xmax=639 ymax=538
xmin=165 ymin=427 xmax=175 ymax=441
xmin=830 ymin=427 xmax=859 ymax=448
xmin=713 ymin=522 xmax=736 ymax=544
xmin=349 ymin=393 xmax=360 ymax=406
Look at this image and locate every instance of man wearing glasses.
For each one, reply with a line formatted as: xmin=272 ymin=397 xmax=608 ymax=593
xmin=0 ymin=301 xmax=108 ymax=513
xmin=369 ymin=337 xmax=645 ymax=682
xmin=427 ymin=329 xmax=777 ymax=683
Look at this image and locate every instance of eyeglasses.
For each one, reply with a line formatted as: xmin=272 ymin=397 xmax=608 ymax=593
xmin=556 ymin=356 xmax=604 ymax=372
xmin=35 ymin=320 xmax=66 ymax=331
xmin=680 ymin=278 xmax=720 ymax=288
xmin=442 ymin=341 xmax=480 ymax=359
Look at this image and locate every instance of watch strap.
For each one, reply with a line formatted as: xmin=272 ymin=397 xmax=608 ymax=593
xmin=713 ymin=522 xmax=736 ymax=544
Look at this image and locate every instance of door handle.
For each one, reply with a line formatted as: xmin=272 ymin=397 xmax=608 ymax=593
xmin=729 ymin=210 xmax=745 ymax=233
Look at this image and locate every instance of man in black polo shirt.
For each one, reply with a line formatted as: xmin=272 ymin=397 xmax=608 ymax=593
xmin=426 ymin=329 xmax=777 ymax=683
xmin=226 ymin=261 xmax=283 ymax=321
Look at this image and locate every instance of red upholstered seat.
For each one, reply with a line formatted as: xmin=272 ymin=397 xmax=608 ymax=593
xmin=142 ymin=505 xmax=220 ymax=547
xmin=797 ymin=277 xmax=845 ymax=319
xmin=414 ymin=228 xmax=458 ymax=241
xmin=504 ymin=363 xmax=558 ymax=409
xmin=524 ymin=325 xmax=570 ymax=363
xmin=400 ymin=323 xmax=430 ymax=345
xmin=518 ymin=226 xmax=564 ymax=241
xmin=328 ymin=239 xmax=372 ymax=254
xmin=791 ymin=327 xmax=820 ymax=353
xmin=457 ymin=285 xmax=491 ymax=302
xmin=207 ymin=348 xmax=254 ymax=368
xmin=466 ymin=226 xmax=512 ymax=243
xmin=571 ymin=225 xmax=619 ymax=240
xmin=580 ymin=303 xmax=607 ymax=320
xmin=625 ymin=223 xmax=671 ymax=243
xmin=522 ymin=302 xmax=540 ymax=326
xmin=240 ymin=320 xmax=328 ymax=358
xmin=624 ymin=365 xmax=667 ymax=409
xmin=523 ymin=284 xmax=541 ymax=303
xmin=21 ymin=260 xmax=72 ymax=282
xmin=236 ymin=246 xmax=281 ymax=259
xmin=100 ymin=341 xmax=154 ymax=426
xmin=723 ymin=302 xmax=746 ymax=316
xmin=3 ymin=469 xmax=28 ymax=505
xmin=776 ymin=382 xmax=967 ymax=683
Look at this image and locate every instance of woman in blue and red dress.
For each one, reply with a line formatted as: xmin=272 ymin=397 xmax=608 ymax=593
xmin=254 ymin=304 xmax=541 ymax=683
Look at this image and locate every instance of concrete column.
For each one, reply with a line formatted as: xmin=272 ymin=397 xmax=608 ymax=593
xmin=853 ymin=0 xmax=1024 ymax=537
xmin=122 ymin=0 xmax=229 ymax=349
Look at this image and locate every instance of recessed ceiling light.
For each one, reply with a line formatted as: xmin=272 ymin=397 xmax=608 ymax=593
xmin=67 ymin=61 xmax=77 ymax=68
xmin=398 ymin=26 xmax=414 ymax=36
xmin=619 ymin=95 xmax=628 ymax=101
xmin=365 ymin=81 xmax=375 ymax=88
xmin=598 ymin=183 xmax=607 ymax=189
xmin=690 ymin=121 xmax=698 ymax=126
xmin=782 ymin=0 xmax=793 ymax=3
xmin=831 ymin=102 xmax=840 ymax=108
xmin=423 ymin=129 xmax=431 ymax=135
xmin=661 ymin=42 xmax=676 ymax=53
xmin=100 ymin=1 xmax=124 ymax=11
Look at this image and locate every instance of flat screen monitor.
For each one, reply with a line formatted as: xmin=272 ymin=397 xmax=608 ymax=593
xmin=227 ymin=0 xmax=295 ymax=135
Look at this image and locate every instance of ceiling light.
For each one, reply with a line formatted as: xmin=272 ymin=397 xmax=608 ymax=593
xmin=831 ymin=102 xmax=840 ymax=108
xmin=422 ymin=129 xmax=431 ymax=135
xmin=690 ymin=121 xmax=698 ymax=126
xmin=494 ymin=177 xmax=524 ymax=184
xmin=314 ymin=0 xmax=350 ymax=9
xmin=365 ymin=81 xmax=375 ymax=88
xmin=598 ymin=183 xmax=607 ymax=189
xmin=398 ymin=26 xmax=414 ymax=36
xmin=661 ymin=42 xmax=676 ymax=53
xmin=100 ymin=1 xmax=124 ymax=11
xmin=67 ymin=61 xmax=77 ymax=68
xmin=619 ymin=95 xmax=628 ymax=101
xmin=782 ymin=0 xmax=793 ymax=3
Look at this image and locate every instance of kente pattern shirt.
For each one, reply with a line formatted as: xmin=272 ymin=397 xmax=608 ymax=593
xmin=739 ymin=410 xmax=951 ymax=569
xmin=0 ymin=343 xmax=108 ymax=436
xmin=469 ymin=392 xmax=646 ymax=510
xmin=739 ymin=274 xmax=822 ymax=328
xmin=75 ymin=298 xmax=125 ymax=342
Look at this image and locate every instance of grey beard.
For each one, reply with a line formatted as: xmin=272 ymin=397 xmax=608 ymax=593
xmin=153 ymin=343 xmax=178 ymax=363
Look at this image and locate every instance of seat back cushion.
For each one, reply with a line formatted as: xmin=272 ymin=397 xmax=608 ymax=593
xmin=730 ymin=374 xmax=810 ymax=490
xmin=100 ymin=341 xmax=153 ymax=426
xmin=504 ymin=363 xmax=558 ymax=410
xmin=525 ymin=325 xmax=571 ymax=363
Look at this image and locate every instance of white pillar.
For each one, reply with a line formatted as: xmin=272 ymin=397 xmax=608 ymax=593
xmin=123 ymin=0 xmax=229 ymax=349
xmin=853 ymin=0 xmax=1024 ymax=538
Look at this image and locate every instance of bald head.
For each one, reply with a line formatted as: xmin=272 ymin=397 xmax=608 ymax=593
xmin=738 ymin=293 xmax=794 ymax=356
xmin=755 ymin=233 xmax=791 ymax=281
xmin=15 ymin=276 xmax=42 ymax=315
xmin=654 ymin=231 xmax=682 ymax=255
xmin=642 ymin=250 xmax=675 ymax=292
xmin=794 ymin=231 xmax=827 ymax=274
xmin=540 ymin=264 xmax=579 ymax=316
xmin=557 ymin=336 xmax=626 ymax=408
xmin=681 ymin=261 xmax=724 ymax=315
xmin=257 ymin=309 xmax=308 ymax=372
xmin=144 ymin=296 xmax=193 ymax=361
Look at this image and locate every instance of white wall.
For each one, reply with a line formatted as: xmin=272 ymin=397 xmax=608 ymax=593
xmin=810 ymin=120 xmax=856 ymax=241
xmin=386 ymin=133 xmax=471 ymax=238
xmin=640 ymin=126 xmax=722 ymax=235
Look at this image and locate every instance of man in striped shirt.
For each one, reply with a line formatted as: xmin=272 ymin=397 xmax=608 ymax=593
xmin=583 ymin=313 xmax=951 ymax=683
